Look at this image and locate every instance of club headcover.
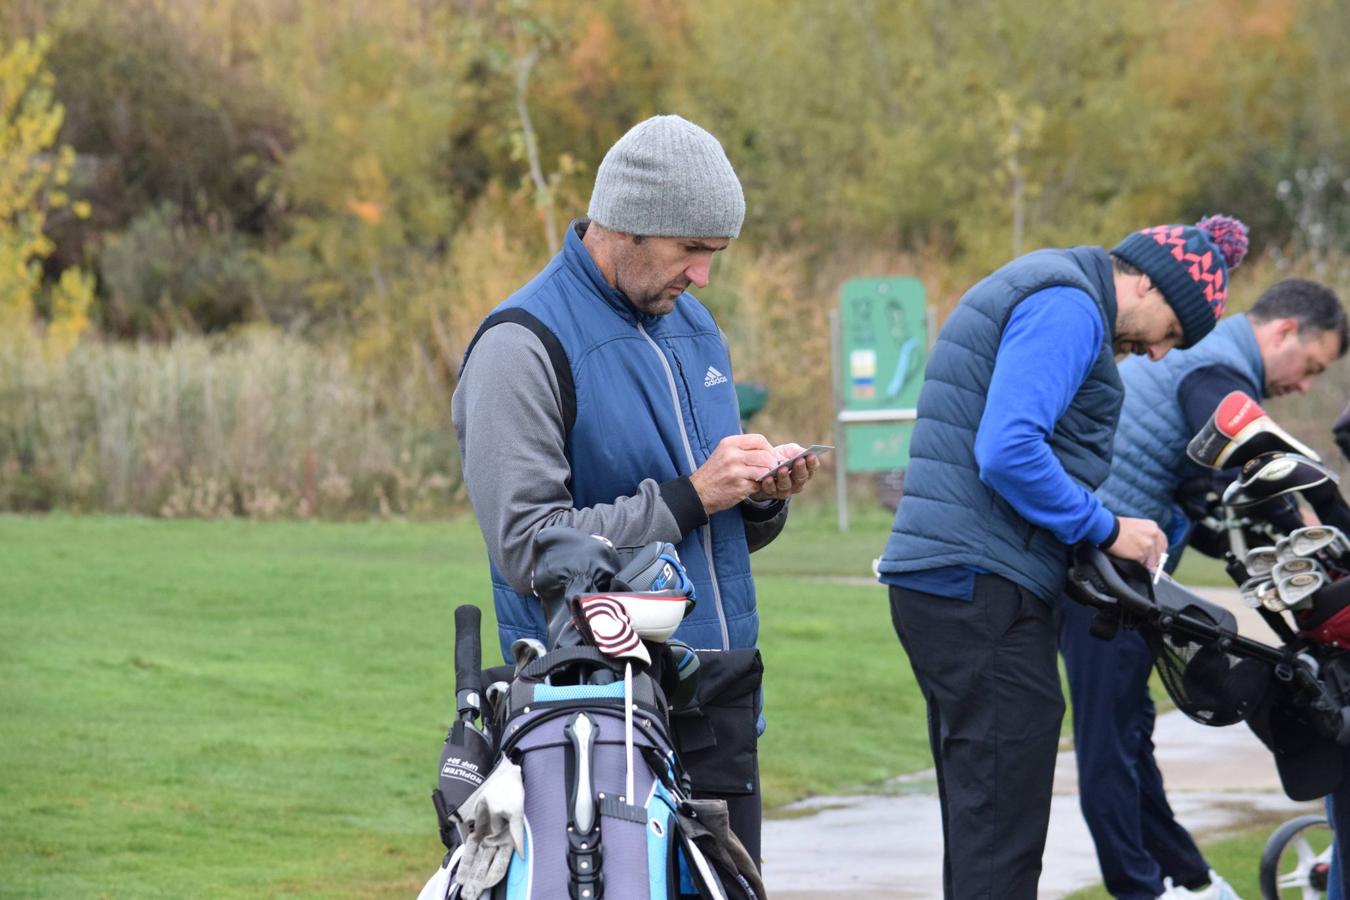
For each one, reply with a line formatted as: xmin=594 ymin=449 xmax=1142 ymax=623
xmin=1188 ymin=391 xmax=1320 ymax=470
xmin=1222 ymin=452 xmax=1337 ymax=509
xmin=531 ymin=525 xmax=620 ymax=604
xmin=614 ymin=541 xmax=697 ymax=602
xmin=571 ymin=593 xmax=651 ymax=665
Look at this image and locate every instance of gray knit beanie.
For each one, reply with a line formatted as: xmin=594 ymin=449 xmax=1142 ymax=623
xmin=587 ymin=115 xmax=745 ymax=239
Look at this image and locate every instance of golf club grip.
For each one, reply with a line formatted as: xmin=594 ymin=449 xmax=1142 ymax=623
xmin=454 ymin=605 xmax=483 ymax=696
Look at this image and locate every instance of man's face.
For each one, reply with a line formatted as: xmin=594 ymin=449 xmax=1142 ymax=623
xmin=1115 ymin=283 xmax=1184 ymax=361
xmin=611 ymin=235 xmax=730 ymax=316
xmin=1262 ymin=323 xmax=1342 ymax=396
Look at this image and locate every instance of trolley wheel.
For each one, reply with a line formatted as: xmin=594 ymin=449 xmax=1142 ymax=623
xmin=1259 ymin=814 xmax=1334 ymax=900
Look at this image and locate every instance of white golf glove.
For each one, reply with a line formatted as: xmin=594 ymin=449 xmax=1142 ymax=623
xmin=453 ymin=759 xmax=525 ymax=900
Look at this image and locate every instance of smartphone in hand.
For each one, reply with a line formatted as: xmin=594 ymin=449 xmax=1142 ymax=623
xmin=759 ymin=444 xmax=833 ymax=481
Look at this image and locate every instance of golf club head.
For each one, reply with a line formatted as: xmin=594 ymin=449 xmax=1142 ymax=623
xmin=1272 ymin=557 xmax=1324 ymax=581
xmin=1255 ymin=579 xmax=1282 ymax=612
xmin=1275 ymin=536 xmax=1295 ymax=563
xmin=1222 ymin=453 xmax=1336 ymax=510
xmin=1187 ymin=391 xmax=1321 ymax=470
xmin=510 ymin=637 xmax=546 ymax=675
xmin=484 ymin=680 xmax=510 ymax=728
xmin=1289 ymin=525 xmax=1345 ymax=556
xmin=1243 ymin=546 xmax=1279 ymax=576
xmin=1238 ymin=575 xmax=1268 ymax=609
xmin=1276 ymin=570 xmax=1326 ymax=610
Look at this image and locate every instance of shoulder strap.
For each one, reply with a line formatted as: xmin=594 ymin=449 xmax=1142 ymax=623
xmin=461 ymin=308 xmax=577 ymax=436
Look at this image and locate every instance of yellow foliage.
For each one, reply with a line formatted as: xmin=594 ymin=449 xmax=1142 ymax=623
xmin=43 ymin=268 xmax=96 ymax=359
xmin=0 ymin=33 xmax=93 ymax=359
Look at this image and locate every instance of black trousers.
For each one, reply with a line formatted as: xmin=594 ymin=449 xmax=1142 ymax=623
xmin=889 ymin=576 xmax=1064 ymax=900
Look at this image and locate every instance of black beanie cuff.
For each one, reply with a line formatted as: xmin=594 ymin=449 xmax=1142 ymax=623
xmin=1112 ymin=233 xmax=1216 ymax=348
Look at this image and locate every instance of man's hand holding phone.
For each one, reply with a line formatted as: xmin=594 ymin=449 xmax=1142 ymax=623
xmin=751 ymin=443 xmax=831 ymax=501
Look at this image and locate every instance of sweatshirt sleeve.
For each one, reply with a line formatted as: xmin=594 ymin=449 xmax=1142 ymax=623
xmin=451 ymin=322 xmax=706 ymax=595
xmin=973 ymin=285 xmax=1118 ymax=547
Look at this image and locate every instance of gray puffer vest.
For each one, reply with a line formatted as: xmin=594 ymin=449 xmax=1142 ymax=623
xmin=1096 ymin=315 xmax=1264 ymax=525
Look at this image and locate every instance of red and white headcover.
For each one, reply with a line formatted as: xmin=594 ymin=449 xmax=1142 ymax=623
xmin=1213 ymin=391 xmax=1266 ymax=440
xmin=576 ymin=594 xmax=651 ymax=665
xmin=1186 ymin=390 xmax=1320 ymax=469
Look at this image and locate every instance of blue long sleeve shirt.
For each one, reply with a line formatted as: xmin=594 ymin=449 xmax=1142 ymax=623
xmin=886 ymin=285 xmax=1117 ymax=600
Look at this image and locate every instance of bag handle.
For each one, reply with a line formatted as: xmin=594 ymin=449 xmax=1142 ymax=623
xmin=516 ymin=645 xmax=625 ymax=682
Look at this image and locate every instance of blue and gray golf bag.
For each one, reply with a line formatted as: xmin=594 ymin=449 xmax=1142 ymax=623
xmin=419 ymin=528 xmax=765 ymax=900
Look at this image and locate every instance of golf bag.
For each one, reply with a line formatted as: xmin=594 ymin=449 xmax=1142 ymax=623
xmin=1067 ymin=391 xmax=1350 ymax=801
xmin=419 ymin=527 xmax=765 ymax=900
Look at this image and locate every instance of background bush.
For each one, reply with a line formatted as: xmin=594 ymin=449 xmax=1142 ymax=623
xmin=2 ymin=0 xmax=1349 ymax=517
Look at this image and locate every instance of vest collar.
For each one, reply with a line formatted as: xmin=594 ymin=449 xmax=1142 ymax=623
xmin=562 ymin=219 xmax=663 ymax=327
xmin=1066 ymin=246 xmax=1118 ymax=340
xmin=1221 ymin=314 xmax=1267 ymax=396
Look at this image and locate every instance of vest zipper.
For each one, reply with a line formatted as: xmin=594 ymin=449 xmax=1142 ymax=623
xmin=636 ymin=322 xmax=730 ymax=649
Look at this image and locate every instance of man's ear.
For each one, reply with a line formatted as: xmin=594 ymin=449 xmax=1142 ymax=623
xmin=1275 ymin=317 xmax=1301 ymax=341
xmin=1138 ymin=273 xmax=1155 ymax=299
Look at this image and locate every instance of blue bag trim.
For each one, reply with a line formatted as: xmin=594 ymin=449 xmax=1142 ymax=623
xmin=531 ymin=682 xmax=627 ymax=702
xmin=505 ymin=818 xmax=531 ymax=899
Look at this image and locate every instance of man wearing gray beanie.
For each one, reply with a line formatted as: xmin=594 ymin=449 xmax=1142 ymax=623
xmin=453 ymin=114 xmax=823 ymax=864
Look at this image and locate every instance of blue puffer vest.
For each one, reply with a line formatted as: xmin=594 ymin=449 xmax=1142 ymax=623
xmin=877 ymin=247 xmax=1124 ymax=601
xmin=468 ymin=222 xmax=755 ymax=659
xmin=1096 ymin=315 xmax=1265 ymax=525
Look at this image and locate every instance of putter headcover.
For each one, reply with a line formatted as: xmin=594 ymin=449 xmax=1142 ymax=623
xmin=571 ymin=593 xmax=651 ymax=665
xmin=573 ymin=590 xmax=692 ymax=646
xmin=1187 ymin=391 xmax=1321 ymax=470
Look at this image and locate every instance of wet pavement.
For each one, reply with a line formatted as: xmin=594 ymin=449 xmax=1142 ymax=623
xmin=762 ymin=587 xmax=1322 ymax=898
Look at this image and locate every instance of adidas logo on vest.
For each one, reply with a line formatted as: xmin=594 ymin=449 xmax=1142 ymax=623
xmin=704 ymin=366 xmax=728 ymax=388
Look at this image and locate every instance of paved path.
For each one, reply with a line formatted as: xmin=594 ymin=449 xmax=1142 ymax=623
xmin=762 ymin=586 xmax=1320 ymax=898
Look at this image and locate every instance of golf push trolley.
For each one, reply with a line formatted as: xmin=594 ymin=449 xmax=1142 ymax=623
xmin=1068 ymin=391 xmax=1350 ymax=899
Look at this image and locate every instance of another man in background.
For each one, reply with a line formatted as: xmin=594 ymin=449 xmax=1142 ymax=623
xmin=876 ymin=215 xmax=1250 ymax=899
xmin=452 ymin=114 xmax=819 ymax=862
xmin=1061 ymin=278 xmax=1347 ymax=900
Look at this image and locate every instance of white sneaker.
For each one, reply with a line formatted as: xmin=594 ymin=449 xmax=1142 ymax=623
xmin=1157 ymin=870 xmax=1242 ymax=900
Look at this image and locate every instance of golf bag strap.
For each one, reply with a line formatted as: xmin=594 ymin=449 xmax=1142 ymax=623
xmin=461 ymin=308 xmax=576 ymax=436
xmin=517 ymin=646 xmax=625 ymax=681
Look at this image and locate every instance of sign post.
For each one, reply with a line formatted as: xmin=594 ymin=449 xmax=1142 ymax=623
xmin=832 ymin=277 xmax=928 ymax=530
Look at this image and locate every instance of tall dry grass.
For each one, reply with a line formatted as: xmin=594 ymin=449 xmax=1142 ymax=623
xmin=0 ymin=329 xmax=460 ymax=517
xmin=5 ymin=243 xmax=1350 ymax=519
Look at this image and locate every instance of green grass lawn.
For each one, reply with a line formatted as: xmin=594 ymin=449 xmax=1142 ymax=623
xmin=0 ymin=511 xmax=923 ymax=897
xmin=0 ymin=508 xmax=1265 ymax=896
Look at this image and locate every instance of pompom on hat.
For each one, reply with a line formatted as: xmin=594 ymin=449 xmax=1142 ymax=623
xmin=1111 ymin=214 xmax=1250 ymax=348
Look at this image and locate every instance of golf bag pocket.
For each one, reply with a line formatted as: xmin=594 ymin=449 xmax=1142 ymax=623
xmin=675 ymin=798 xmax=767 ymax=900
xmin=672 ymin=649 xmax=763 ymax=796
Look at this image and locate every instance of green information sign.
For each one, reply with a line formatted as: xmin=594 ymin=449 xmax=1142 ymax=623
xmin=838 ymin=277 xmax=927 ymax=471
